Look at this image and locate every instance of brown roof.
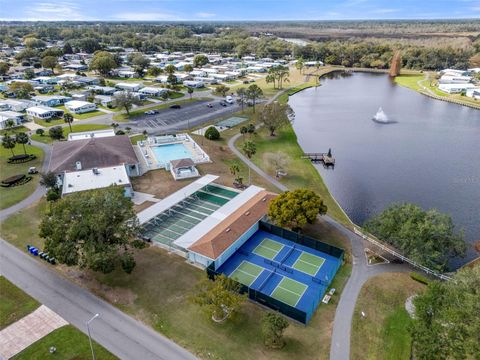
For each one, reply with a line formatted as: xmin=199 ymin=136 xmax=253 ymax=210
xmin=49 ymin=135 xmax=138 ymax=174
xmin=188 ymin=191 xmax=277 ymax=259
xmin=170 ymin=158 xmax=195 ymax=169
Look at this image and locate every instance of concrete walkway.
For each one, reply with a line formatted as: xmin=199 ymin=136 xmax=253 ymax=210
xmin=0 ymin=305 xmax=68 ymax=359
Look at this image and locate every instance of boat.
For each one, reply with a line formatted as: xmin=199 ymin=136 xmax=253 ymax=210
xmin=372 ymin=107 xmax=397 ymax=124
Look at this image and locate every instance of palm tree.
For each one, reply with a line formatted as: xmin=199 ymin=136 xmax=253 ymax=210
xmin=242 ymin=141 xmax=256 ymax=185
xmin=246 ymin=84 xmax=263 ymax=113
xmin=2 ymin=134 xmax=16 ymax=157
xmin=187 ymin=87 xmax=194 ymax=100
xmin=15 ymin=132 xmax=29 ymax=155
xmin=295 ymin=58 xmax=304 ymax=74
xmin=4 ymin=119 xmax=15 ymax=134
xmin=236 ymin=88 xmax=247 ymax=112
xmin=64 ymin=113 xmax=74 ymax=132
xmin=240 ymin=126 xmax=248 ymax=139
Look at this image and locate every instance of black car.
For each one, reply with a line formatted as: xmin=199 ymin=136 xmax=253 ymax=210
xmin=219 ymin=101 xmax=227 ymax=107
xmin=170 ymin=104 xmax=181 ymax=109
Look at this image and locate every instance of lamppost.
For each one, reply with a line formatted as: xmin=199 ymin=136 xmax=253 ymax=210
xmin=86 ymin=313 xmax=100 ymax=360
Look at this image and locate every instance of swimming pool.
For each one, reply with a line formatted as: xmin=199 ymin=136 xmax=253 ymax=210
xmin=151 ymin=143 xmax=193 ymax=165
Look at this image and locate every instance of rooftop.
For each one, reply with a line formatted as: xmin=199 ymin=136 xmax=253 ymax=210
xmin=62 ymin=165 xmax=130 ymax=195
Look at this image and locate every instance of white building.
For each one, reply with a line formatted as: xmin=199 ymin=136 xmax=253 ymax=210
xmin=466 ymin=88 xmax=480 ymax=99
xmin=183 ymin=80 xmax=205 ymax=88
xmin=26 ymin=106 xmax=64 ymax=119
xmin=438 ymin=83 xmax=476 ymax=94
xmin=0 ymin=111 xmax=25 ymax=129
xmin=439 ymin=75 xmax=472 ymax=84
xmin=138 ymin=87 xmax=169 ymax=97
xmin=65 ymin=100 xmax=97 ymax=114
xmin=115 ymin=82 xmax=143 ymax=92
xmin=67 ymin=129 xmax=116 ymax=141
xmin=62 ymin=165 xmax=133 ymax=197
xmin=194 ymin=77 xmax=217 ymax=85
xmin=117 ymin=70 xmax=137 ymax=78
xmin=0 ymin=99 xmax=34 ymax=112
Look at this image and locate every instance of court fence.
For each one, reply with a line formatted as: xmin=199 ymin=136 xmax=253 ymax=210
xmin=206 ymin=221 xmax=345 ymax=324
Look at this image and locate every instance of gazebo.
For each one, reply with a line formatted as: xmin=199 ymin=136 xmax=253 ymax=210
xmin=169 ymin=158 xmax=199 ymax=180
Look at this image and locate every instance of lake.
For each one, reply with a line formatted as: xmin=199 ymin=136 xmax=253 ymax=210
xmin=289 ymin=72 xmax=480 ymax=268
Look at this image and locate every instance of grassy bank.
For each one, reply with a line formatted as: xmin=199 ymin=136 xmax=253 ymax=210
xmin=350 ymin=272 xmax=425 ymax=360
xmin=0 ymin=276 xmax=40 ymax=330
xmin=31 ymin=124 xmax=111 ymax=144
xmin=394 ymin=74 xmax=479 ymax=107
xmin=1 ymin=197 xmax=351 ymax=360
xmin=0 ymin=144 xmax=44 ymax=210
xmin=236 ymin=125 xmax=351 ymax=225
xmin=13 ymin=325 xmax=117 ymax=360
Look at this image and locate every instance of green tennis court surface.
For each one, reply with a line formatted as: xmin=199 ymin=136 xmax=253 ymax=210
xmin=292 ymin=252 xmax=325 ymax=276
xmin=230 ymin=261 xmax=263 ymax=287
xmin=270 ymin=277 xmax=308 ymax=307
xmin=252 ymin=238 xmax=284 ymax=260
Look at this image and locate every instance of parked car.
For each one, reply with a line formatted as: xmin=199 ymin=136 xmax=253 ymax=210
xmin=219 ymin=101 xmax=227 ymax=107
xmin=144 ymin=110 xmax=155 ymax=115
xmin=28 ymin=167 xmax=38 ymax=174
xmin=226 ymin=96 xmax=234 ymax=104
xmin=206 ymin=103 xmax=213 ymax=108
xmin=170 ymin=104 xmax=181 ymax=109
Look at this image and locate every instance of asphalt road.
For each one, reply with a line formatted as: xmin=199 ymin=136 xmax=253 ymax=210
xmin=123 ymin=99 xmax=241 ymax=133
xmin=0 ymin=238 xmax=197 ymax=360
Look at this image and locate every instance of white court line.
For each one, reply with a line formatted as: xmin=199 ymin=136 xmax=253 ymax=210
xmin=231 ymin=261 xmax=263 ymax=286
xmin=273 ymin=277 xmax=308 ymax=307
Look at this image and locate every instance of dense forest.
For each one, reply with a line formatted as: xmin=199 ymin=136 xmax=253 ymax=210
xmin=0 ymin=21 xmax=479 ymax=70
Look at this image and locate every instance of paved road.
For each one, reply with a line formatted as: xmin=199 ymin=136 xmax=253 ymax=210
xmin=0 ymin=238 xmax=197 ymax=360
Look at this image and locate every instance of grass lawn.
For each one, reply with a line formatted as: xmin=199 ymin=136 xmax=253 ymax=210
xmin=0 ymin=126 xmax=30 ymax=136
xmin=236 ymin=125 xmax=351 ymax=225
xmin=350 ymin=272 xmax=425 ymax=360
xmin=55 ymin=105 xmax=104 ymax=120
xmin=129 ymin=134 xmax=147 ymax=145
xmin=168 ymin=91 xmax=185 ymax=99
xmin=0 ymin=144 xmax=44 ymax=210
xmin=0 ymin=276 xmax=40 ymax=330
xmin=1 ymin=193 xmax=352 ymax=360
xmin=12 ymin=325 xmax=117 ymax=360
xmin=34 ymin=117 xmax=65 ymax=127
xmin=31 ymin=124 xmax=111 ymax=144
xmin=395 ymin=74 xmax=480 ymax=107
xmin=112 ymin=98 xmax=211 ymax=122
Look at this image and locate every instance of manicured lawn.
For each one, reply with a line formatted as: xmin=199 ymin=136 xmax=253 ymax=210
xmin=395 ymin=74 xmax=480 ymax=107
xmin=12 ymin=325 xmax=117 ymax=360
xmin=0 ymin=126 xmax=30 ymax=135
xmin=0 ymin=144 xmax=44 ymax=210
xmin=0 ymin=276 xmax=40 ymax=330
xmin=31 ymin=124 xmax=111 ymax=144
xmin=34 ymin=117 xmax=65 ymax=127
xmin=168 ymin=91 xmax=185 ymax=99
xmin=237 ymin=125 xmax=351 ymax=225
xmin=112 ymin=98 xmax=211 ymax=122
xmin=129 ymin=134 xmax=146 ymax=144
xmin=350 ymin=272 xmax=425 ymax=360
xmin=55 ymin=105 xmax=104 ymax=120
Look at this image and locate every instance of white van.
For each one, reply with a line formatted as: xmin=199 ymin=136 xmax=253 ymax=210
xmin=225 ymin=95 xmax=234 ymax=104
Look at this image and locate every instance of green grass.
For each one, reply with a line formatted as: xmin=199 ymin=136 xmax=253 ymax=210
xmin=0 ymin=144 xmax=44 ymax=210
xmin=34 ymin=117 xmax=66 ymax=127
xmin=351 ymin=272 xmax=425 ymax=360
xmin=55 ymin=105 xmax=104 ymax=120
xmin=112 ymin=98 xmax=210 ymax=121
xmin=0 ymin=126 xmax=30 ymax=135
xmin=240 ymin=125 xmax=351 ymax=226
xmin=12 ymin=325 xmax=117 ymax=360
xmin=277 ymin=83 xmax=318 ymax=104
xmin=129 ymin=134 xmax=147 ymax=144
xmin=31 ymin=124 xmax=111 ymax=144
xmin=168 ymin=91 xmax=185 ymax=99
xmin=0 ymin=276 xmax=40 ymax=330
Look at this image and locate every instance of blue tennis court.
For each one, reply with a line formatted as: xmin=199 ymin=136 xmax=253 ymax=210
xmin=216 ymin=229 xmax=343 ymax=323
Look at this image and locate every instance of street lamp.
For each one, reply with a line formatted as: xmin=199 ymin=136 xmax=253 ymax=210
xmin=86 ymin=313 xmax=100 ymax=360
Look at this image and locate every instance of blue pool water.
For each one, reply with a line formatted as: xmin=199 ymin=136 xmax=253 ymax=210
xmin=151 ymin=143 xmax=192 ymax=165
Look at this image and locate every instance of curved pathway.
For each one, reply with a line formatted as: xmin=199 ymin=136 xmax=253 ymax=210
xmin=226 ymin=88 xmax=410 ymax=360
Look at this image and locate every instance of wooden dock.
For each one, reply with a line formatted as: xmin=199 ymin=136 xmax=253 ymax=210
xmin=302 ymin=153 xmax=335 ymax=166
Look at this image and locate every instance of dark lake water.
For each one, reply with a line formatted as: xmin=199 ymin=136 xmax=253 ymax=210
xmin=289 ymin=72 xmax=480 ymax=268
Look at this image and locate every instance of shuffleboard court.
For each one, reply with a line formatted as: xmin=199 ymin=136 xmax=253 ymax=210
xmin=252 ymin=238 xmax=284 ymax=260
xmin=270 ymin=277 xmax=308 ymax=307
xmin=292 ymin=251 xmax=325 ymax=276
xmin=230 ymin=261 xmax=264 ymax=287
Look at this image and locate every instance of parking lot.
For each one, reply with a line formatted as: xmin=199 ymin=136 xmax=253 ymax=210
xmin=126 ymin=99 xmax=241 ymax=133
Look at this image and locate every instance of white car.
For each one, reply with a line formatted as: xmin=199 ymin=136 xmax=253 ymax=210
xmin=225 ymin=96 xmax=234 ymax=104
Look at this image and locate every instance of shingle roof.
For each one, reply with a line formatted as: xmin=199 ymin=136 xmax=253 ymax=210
xmin=170 ymin=158 xmax=195 ymax=169
xmin=49 ymin=135 xmax=138 ymax=174
xmin=188 ymin=191 xmax=277 ymax=259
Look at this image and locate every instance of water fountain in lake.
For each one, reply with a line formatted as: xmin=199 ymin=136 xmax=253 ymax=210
xmin=372 ymin=107 xmax=397 ymax=124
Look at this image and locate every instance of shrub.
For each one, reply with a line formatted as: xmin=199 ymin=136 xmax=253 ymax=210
xmin=35 ymin=128 xmax=45 ymax=136
xmin=46 ymin=188 xmax=60 ymax=202
xmin=204 ymin=126 xmax=220 ymax=140
xmin=410 ymin=272 xmax=430 ymax=285
xmin=116 ymin=130 xmax=125 ymax=135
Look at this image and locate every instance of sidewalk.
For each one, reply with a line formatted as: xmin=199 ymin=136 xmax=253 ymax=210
xmin=0 ymin=305 xmax=68 ymax=359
